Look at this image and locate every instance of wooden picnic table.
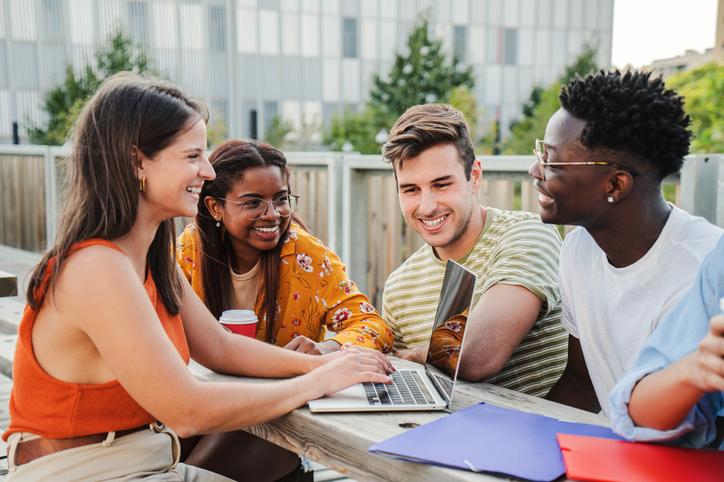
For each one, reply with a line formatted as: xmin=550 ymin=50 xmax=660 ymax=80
xmin=191 ymin=358 xmax=608 ymax=482
xmin=0 ymin=272 xmax=17 ymax=298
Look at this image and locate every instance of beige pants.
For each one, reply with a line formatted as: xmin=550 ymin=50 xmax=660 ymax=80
xmin=5 ymin=424 xmax=233 ymax=482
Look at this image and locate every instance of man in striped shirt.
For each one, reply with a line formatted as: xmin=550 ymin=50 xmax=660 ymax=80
xmin=381 ymin=104 xmax=567 ymax=397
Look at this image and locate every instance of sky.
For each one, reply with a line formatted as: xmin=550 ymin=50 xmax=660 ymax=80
xmin=611 ymin=0 xmax=719 ymax=68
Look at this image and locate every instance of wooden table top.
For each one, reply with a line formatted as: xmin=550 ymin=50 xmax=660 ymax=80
xmin=191 ymin=359 xmax=608 ymax=482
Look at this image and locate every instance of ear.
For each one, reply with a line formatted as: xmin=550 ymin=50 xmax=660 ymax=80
xmin=131 ymin=145 xmax=148 ymax=181
xmin=606 ymin=171 xmax=635 ymax=204
xmin=204 ymin=195 xmax=222 ymax=220
xmin=470 ymin=158 xmax=483 ymax=193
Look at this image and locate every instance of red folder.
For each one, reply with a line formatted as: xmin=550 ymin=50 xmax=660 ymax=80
xmin=557 ymin=433 xmax=724 ymax=482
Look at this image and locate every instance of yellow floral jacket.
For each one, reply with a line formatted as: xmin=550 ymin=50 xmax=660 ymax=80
xmin=176 ymin=223 xmax=392 ymax=352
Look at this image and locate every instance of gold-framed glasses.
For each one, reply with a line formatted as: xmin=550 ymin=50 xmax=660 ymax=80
xmin=217 ymin=193 xmax=299 ymax=220
xmin=533 ymin=138 xmax=638 ymax=180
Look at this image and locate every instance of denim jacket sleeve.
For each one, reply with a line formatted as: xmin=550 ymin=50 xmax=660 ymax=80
xmin=608 ymin=237 xmax=724 ymax=449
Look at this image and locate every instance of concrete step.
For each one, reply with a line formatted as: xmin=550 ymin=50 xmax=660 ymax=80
xmin=0 ymin=299 xmax=23 ymax=335
xmin=0 ymin=373 xmax=13 ymax=477
xmin=0 ymin=336 xmax=14 ymax=380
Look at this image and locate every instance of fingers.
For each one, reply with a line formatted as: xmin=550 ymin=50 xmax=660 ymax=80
xmin=699 ymin=330 xmax=724 ymax=358
xmin=339 ymin=344 xmax=395 ymax=373
xmin=285 ymin=336 xmax=318 ymax=353
xmin=302 ymin=343 xmax=322 ymax=355
xmin=359 ymin=371 xmax=392 ymax=384
xmin=284 ymin=337 xmax=303 ymax=350
xmin=396 ymin=347 xmax=426 ymax=364
xmin=709 ymin=315 xmax=724 ymax=337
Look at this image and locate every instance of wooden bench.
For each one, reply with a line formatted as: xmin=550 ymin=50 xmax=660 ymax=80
xmin=0 ymin=299 xmax=22 ymax=335
xmin=0 ymin=298 xmax=22 ymax=379
xmin=0 ymin=272 xmax=16 ymax=298
xmin=0 ymin=335 xmax=15 ymax=379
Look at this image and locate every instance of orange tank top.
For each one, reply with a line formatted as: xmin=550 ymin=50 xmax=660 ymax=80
xmin=3 ymin=239 xmax=190 ymax=441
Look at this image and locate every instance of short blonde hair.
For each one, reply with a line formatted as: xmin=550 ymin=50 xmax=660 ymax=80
xmin=383 ymin=103 xmax=475 ymax=178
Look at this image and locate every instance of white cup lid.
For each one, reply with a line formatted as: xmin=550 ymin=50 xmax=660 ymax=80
xmin=219 ymin=309 xmax=258 ymax=324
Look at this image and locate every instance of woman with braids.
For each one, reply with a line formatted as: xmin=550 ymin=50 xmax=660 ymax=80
xmin=2 ymin=74 xmax=392 ymax=481
xmin=175 ymin=139 xmax=393 ymax=478
xmin=528 ymin=70 xmax=722 ymax=416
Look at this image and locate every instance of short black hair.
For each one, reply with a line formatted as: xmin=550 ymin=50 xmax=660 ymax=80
xmin=559 ymin=70 xmax=691 ymax=179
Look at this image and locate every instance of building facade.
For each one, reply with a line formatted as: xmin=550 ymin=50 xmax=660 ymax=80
xmin=0 ymin=0 xmax=613 ymax=144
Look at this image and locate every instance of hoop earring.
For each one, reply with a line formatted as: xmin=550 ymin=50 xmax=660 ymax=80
xmin=139 ymin=177 xmax=146 ymax=193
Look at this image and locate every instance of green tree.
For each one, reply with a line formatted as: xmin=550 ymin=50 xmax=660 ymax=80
xmin=504 ymin=45 xmax=599 ymax=154
xmin=447 ymin=85 xmax=479 ymax=142
xmin=206 ymin=109 xmax=230 ymax=149
xmin=666 ymin=62 xmax=724 ymax=153
xmin=368 ymin=18 xmax=474 ymax=129
xmin=323 ymin=18 xmax=475 ymax=153
xmin=263 ymin=116 xmax=293 ymax=149
xmin=28 ymin=32 xmax=153 ymax=145
xmin=322 ymin=109 xmax=379 ymax=154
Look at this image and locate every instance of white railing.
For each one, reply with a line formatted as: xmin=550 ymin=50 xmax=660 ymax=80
xmin=1 ymin=145 xmax=722 ymax=300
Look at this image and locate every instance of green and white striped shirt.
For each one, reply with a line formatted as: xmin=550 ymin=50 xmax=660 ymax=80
xmin=382 ymin=208 xmax=568 ymax=397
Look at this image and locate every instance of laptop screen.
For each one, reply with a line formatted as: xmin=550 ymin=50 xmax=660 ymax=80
xmin=424 ymin=259 xmax=477 ymax=403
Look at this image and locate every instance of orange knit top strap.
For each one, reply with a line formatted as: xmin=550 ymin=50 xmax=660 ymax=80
xmin=3 ymin=239 xmax=190 ymax=441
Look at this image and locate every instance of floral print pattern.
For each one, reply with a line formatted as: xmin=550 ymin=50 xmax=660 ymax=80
xmin=331 ymin=308 xmax=352 ymax=331
xmin=296 ymin=253 xmax=313 ymax=272
xmin=177 ymin=222 xmax=392 ymax=352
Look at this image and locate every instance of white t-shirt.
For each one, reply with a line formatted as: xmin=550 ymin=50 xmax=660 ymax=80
xmin=560 ymin=205 xmax=722 ymax=415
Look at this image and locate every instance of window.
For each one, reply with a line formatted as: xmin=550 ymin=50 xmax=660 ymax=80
xmin=453 ymin=25 xmax=467 ymax=62
xmin=503 ymin=28 xmax=518 ymax=65
xmin=44 ymin=0 xmax=65 ymax=41
xmin=208 ymin=6 xmax=226 ymax=50
xmin=264 ymin=101 xmax=279 ymax=130
xmin=343 ymin=18 xmax=358 ymax=58
xmin=69 ymin=0 xmax=94 ymax=44
xmin=259 ymin=9 xmax=280 ymax=55
xmin=301 ymin=14 xmax=319 ymax=56
xmin=10 ymin=0 xmax=37 ymax=41
xmin=260 ymin=0 xmax=280 ymax=9
xmin=128 ymin=0 xmax=148 ymax=45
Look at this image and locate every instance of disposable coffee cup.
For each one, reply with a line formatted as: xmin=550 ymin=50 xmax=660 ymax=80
xmin=219 ymin=309 xmax=258 ymax=337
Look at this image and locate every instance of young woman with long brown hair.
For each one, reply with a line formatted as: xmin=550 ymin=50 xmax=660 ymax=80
xmin=2 ymin=74 xmax=392 ymax=481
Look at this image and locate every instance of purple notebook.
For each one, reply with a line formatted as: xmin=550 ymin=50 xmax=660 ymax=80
xmin=369 ymin=402 xmax=621 ymax=481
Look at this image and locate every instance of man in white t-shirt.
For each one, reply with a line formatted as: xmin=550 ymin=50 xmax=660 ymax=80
xmin=528 ymin=70 xmax=722 ymax=415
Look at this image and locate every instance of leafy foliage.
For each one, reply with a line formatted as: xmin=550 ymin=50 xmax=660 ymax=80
xmin=666 ymin=62 xmax=724 ymax=153
xmin=368 ymin=18 xmax=474 ymax=129
xmin=28 ymin=32 xmax=153 ymax=145
xmin=264 ymin=116 xmax=293 ymax=149
xmin=447 ymin=85 xmax=478 ymax=141
xmin=504 ymin=45 xmax=599 ymax=154
xmin=323 ymin=18 xmax=475 ymax=154
xmin=322 ymin=109 xmax=380 ymax=154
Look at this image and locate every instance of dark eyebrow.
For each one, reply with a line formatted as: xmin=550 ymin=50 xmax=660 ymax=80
xmin=398 ymin=175 xmax=454 ymax=190
xmin=236 ymin=188 xmax=289 ymax=200
xmin=430 ymin=175 xmax=454 ymax=183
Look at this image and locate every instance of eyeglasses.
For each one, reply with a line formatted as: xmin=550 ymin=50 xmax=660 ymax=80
xmin=533 ymin=139 xmax=638 ymax=180
xmin=216 ymin=194 xmax=299 ymax=220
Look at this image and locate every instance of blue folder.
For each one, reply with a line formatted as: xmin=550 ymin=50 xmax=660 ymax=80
xmin=369 ymin=403 xmax=621 ymax=482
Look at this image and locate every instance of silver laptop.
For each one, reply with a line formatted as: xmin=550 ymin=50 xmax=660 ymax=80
xmin=308 ymin=260 xmax=476 ymax=412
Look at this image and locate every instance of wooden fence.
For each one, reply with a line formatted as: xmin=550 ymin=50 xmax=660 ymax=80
xmin=0 ymin=146 xmax=721 ymax=308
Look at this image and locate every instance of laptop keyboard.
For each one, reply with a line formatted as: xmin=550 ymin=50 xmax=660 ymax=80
xmin=363 ymin=369 xmax=436 ymax=406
